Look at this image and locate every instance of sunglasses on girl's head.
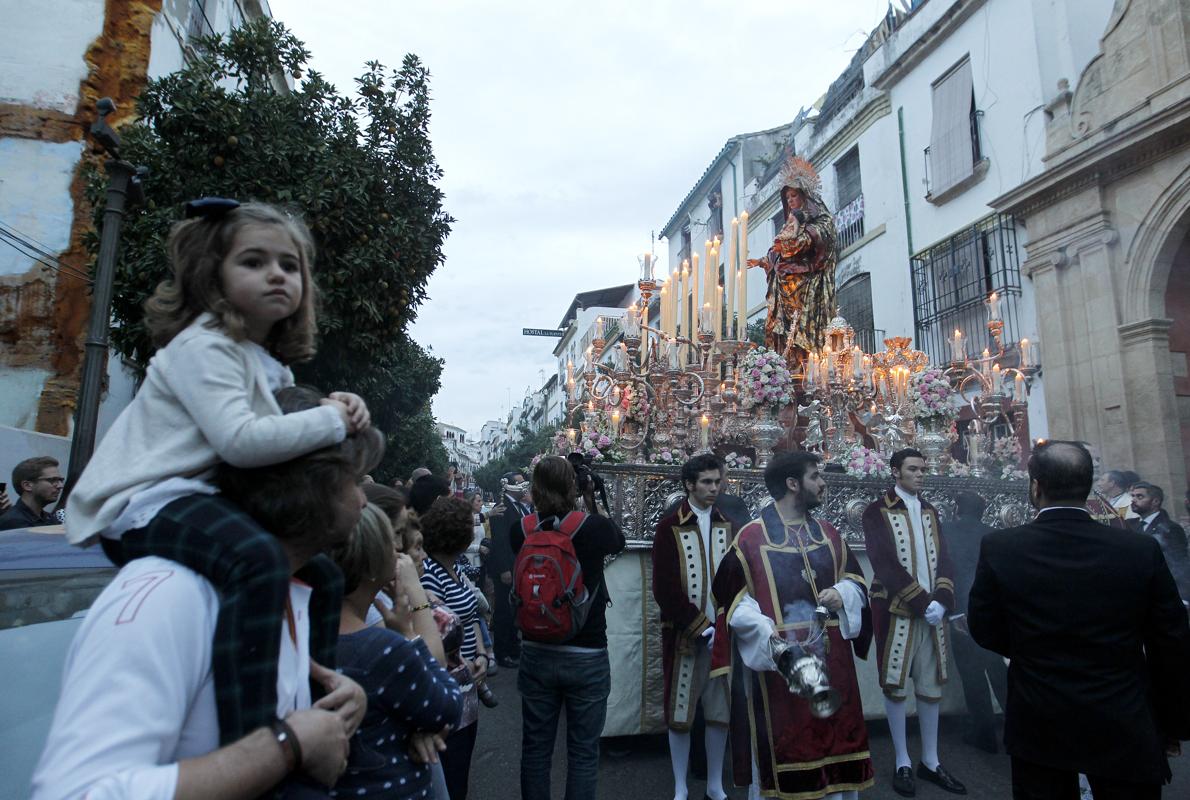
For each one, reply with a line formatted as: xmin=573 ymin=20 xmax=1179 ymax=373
xmin=184 ymin=197 xmax=241 ymax=219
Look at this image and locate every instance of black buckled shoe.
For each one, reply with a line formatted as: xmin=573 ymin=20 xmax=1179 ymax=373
xmin=917 ymin=762 xmax=967 ymax=794
xmin=893 ymin=766 xmax=916 ymax=797
xmin=477 ymin=682 xmax=499 ymax=708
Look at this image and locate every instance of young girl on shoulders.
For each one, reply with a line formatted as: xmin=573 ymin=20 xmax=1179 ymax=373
xmin=67 ymin=198 xmax=369 ymax=743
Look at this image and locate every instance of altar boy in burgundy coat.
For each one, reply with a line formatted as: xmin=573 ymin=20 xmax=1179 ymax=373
xmin=862 ymin=448 xmax=966 ymax=797
xmin=652 ymin=454 xmax=734 ymax=800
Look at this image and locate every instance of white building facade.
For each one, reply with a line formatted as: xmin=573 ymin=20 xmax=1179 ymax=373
xmin=0 ymin=0 xmax=275 ymax=490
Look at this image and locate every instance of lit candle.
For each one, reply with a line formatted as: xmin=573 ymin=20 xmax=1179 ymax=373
xmin=1020 ymin=338 xmax=1032 ymax=368
xmin=566 ymin=427 xmax=578 ymax=446
xmin=659 ymin=286 xmax=668 ymax=337
xmin=625 ymin=303 xmax=640 ymax=338
xmin=950 ymin=329 xmax=966 ymax=362
xmin=1013 ymin=372 xmax=1026 ymax=403
xmin=595 ymin=316 xmax=604 ymax=340
xmin=863 ymin=355 xmax=874 ymax=390
xmin=727 ymin=218 xmax=739 ymax=338
xmin=700 ymin=302 xmax=713 ymax=334
xmin=992 ymin=363 xmax=1002 ymax=392
xmin=700 ymin=413 xmax=710 ymax=450
xmin=852 ymin=346 xmax=863 ymax=380
xmin=611 ymin=408 xmax=622 ymax=438
xmin=691 ymin=252 xmax=700 ymax=332
xmin=981 ymin=348 xmax=992 ymax=382
xmin=987 ymin=291 xmax=1002 ymax=322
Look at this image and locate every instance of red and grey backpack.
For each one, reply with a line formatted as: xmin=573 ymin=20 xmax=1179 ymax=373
xmin=511 ymin=511 xmax=595 ymax=643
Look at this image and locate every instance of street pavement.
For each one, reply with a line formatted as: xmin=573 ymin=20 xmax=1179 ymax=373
xmin=470 ymin=666 xmax=1190 ymax=799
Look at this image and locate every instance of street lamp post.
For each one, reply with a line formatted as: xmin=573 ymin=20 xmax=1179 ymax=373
xmin=62 ymin=98 xmax=146 ymax=502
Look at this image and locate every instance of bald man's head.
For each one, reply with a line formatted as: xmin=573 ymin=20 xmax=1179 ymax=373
xmin=1027 ymin=440 xmax=1093 ymax=506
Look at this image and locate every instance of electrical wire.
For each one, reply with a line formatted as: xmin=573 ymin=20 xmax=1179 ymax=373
xmin=0 ymin=220 xmax=93 ymax=284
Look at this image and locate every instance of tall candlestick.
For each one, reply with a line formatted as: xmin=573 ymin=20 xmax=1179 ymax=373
xmin=690 ymin=252 xmax=700 ymax=331
xmin=703 ymin=240 xmax=712 ymax=303
xmin=700 ymin=413 xmax=710 ymax=451
xmin=1019 ymin=338 xmax=1032 ymax=368
xmin=680 ymin=262 xmax=689 ymax=337
xmin=1013 ymin=372 xmax=1026 ymax=403
xmin=727 ymin=218 xmax=738 ymax=337
xmin=738 ymin=212 xmax=749 ymax=332
xmin=595 ymin=316 xmax=603 ymax=340
xmin=716 ymin=285 xmax=725 ymax=340
xmin=670 ymin=269 xmax=680 ymax=337
xmin=851 ymin=346 xmax=863 ymax=379
xmin=992 ymin=363 xmax=1002 ymax=393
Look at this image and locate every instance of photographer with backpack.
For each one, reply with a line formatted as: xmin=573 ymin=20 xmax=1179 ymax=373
xmin=510 ymin=455 xmax=625 ymax=800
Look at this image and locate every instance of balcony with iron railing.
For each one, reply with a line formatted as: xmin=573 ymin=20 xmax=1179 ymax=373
xmin=835 ymin=194 xmax=866 ymax=253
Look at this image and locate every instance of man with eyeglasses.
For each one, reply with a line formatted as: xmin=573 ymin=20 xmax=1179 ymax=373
xmin=0 ymin=456 xmax=63 ymax=530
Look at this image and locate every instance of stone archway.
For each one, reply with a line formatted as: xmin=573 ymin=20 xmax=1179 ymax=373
xmin=1166 ymin=233 xmax=1190 ymax=487
xmin=1120 ymin=161 xmax=1190 ymax=501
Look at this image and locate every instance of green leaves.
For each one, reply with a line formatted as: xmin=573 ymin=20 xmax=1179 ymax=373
xmin=90 ymin=17 xmax=452 ymax=480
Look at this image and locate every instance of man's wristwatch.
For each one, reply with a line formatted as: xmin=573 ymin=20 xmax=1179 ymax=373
xmin=270 ymin=717 xmax=303 ymax=773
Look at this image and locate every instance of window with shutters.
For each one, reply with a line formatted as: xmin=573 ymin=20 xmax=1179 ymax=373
xmin=924 ymin=57 xmax=987 ymax=202
xmin=834 ymin=146 xmax=865 ymax=251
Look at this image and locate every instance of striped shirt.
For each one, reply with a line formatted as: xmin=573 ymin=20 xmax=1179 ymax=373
xmin=421 ymin=557 xmax=479 ymax=661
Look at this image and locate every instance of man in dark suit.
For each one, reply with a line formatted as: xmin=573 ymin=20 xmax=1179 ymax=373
xmin=487 ymin=469 xmax=531 ymax=667
xmin=1130 ymin=481 xmax=1190 ymax=604
xmin=969 ymin=440 xmax=1190 ymax=799
xmin=945 ymin=491 xmax=1007 ymax=754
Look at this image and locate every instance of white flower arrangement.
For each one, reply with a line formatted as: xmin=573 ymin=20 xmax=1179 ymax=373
xmin=723 ymin=451 xmax=753 ymax=469
xmin=910 ymin=366 xmax=957 ymax=419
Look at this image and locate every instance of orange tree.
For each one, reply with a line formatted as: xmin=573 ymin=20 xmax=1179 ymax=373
xmin=90 ymin=18 xmax=450 ymax=479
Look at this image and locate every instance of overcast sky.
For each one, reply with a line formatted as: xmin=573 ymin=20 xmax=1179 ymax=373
xmin=269 ymin=0 xmax=897 ymax=437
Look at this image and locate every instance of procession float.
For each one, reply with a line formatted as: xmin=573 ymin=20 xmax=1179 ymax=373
xmin=543 ymin=157 xmax=1035 ymax=733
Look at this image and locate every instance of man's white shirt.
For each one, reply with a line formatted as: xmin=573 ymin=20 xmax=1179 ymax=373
xmin=690 ymin=502 xmax=717 ymax=621
xmin=894 ymin=485 xmax=933 ymax=593
xmin=31 ymin=556 xmax=312 ymax=800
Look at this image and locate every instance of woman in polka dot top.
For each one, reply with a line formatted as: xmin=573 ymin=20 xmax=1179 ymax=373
xmin=333 ymin=504 xmax=462 ymax=799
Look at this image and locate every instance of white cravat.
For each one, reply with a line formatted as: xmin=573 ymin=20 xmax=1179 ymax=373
xmin=894 ymin=485 xmax=932 ymax=592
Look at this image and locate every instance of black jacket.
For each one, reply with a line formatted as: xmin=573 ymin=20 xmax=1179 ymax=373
xmin=1130 ymin=510 xmax=1190 ymax=601
xmin=485 ymin=493 xmax=529 ymax=577
xmin=946 ymin=514 xmax=995 ymax=615
xmin=0 ymin=498 xmax=56 ymax=531
xmin=969 ymin=508 xmax=1190 ymax=783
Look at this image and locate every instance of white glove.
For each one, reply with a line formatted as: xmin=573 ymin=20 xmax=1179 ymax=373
xmin=701 ymin=625 xmax=715 ymax=650
xmin=924 ymin=601 xmax=946 ymax=626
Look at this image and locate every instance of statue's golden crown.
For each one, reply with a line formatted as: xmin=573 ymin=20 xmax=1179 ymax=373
xmin=781 ymin=155 xmax=822 ymax=196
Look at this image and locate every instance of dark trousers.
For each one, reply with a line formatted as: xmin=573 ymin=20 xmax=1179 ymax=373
xmin=952 ymin=631 xmax=1008 ymax=741
xmin=493 ymin=582 xmax=520 ymax=661
xmin=103 ymin=495 xmax=343 ymax=744
xmin=517 ymin=644 xmax=611 ymax=800
xmin=442 ymin=721 xmax=479 ymax=799
xmin=1011 ymin=757 xmax=1162 ymax=800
